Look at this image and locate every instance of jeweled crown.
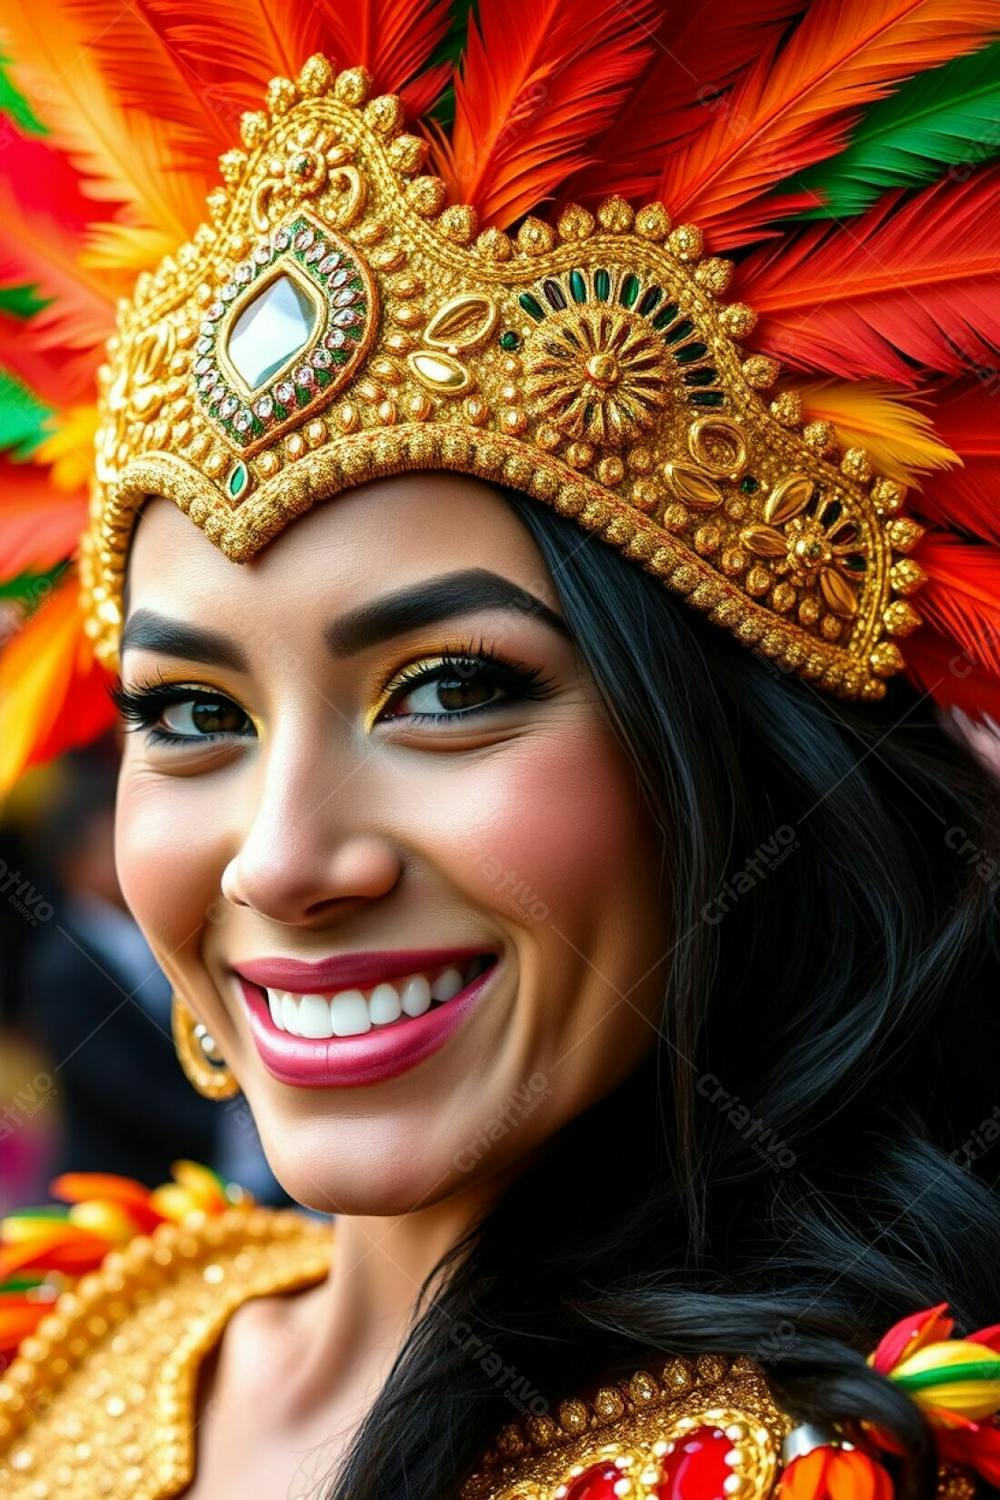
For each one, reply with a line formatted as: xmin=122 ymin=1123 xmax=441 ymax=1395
xmin=82 ymin=52 xmax=927 ymax=699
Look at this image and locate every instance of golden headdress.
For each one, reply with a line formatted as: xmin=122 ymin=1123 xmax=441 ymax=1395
xmin=2 ymin=0 xmax=1000 ymax=790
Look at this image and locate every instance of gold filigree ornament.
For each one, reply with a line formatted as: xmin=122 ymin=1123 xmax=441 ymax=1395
xmin=81 ymin=54 xmax=928 ymax=702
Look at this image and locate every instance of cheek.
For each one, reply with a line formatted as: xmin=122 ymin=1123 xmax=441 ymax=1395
xmin=115 ymin=772 xmax=226 ymax=957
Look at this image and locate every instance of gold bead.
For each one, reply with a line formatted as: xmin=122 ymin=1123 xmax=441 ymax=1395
xmin=635 ymin=203 xmax=671 ymax=241
xmin=535 ymin=422 xmax=561 ymax=451
xmin=883 ymin=599 xmax=922 ymax=636
xmin=694 ymin=523 xmax=721 ymax=554
xmin=694 ymin=257 xmax=734 ymax=294
xmin=891 ymin=558 xmax=926 ymax=595
xmin=841 ymin=446 xmax=872 ymax=482
xmin=597 ymin=456 xmax=624 ymax=486
xmin=256 ymin=450 xmax=279 ymax=477
xmin=239 ymin=111 xmax=268 ymax=148
xmin=391 ymin=303 xmax=424 ymax=328
xmin=286 ymin=433 xmax=305 ymax=459
xmin=334 ymin=67 xmax=372 ymax=106
xmin=377 ymin=398 xmax=398 ymax=425
xmin=475 ymin=227 xmax=513 ymax=261
xmin=407 ymin=176 xmax=447 ymax=217
xmin=365 ymin=93 xmax=404 ymax=135
xmin=662 ymin=502 xmax=689 ymax=532
xmin=627 ymin=445 xmax=654 ymax=474
xmin=798 ymin=596 xmax=821 ymax=626
xmin=870 ymin=641 xmax=905 ymax=677
xmin=565 ymin=441 xmax=594 ymax=469
xmin=305 ymin=419 xmax=326 ymax=447
xmin=668 ymin=223 xmax=703 ymax=260
xmin=886 ymin=517 xmax=925 ymax=552
xmin=596 ymin=195 xmax=633 ymax=233
xmin=772 ymin=582 xmax=796 ymax=613
xmin=632 ymin=478 xmax=661 ymax=512
xmin=802 ymin=419 xmax=835 ymax=453
xmin=385 ymin=331 xmax=416 ymax=354
xmin=336 ymin=401 xmax=361 ymax=433
xmin=439 ymin=204 xmax=479 ymax=244
xmin=719 ymin=302 xmax=757 ymax=337
xmin=370 ymin=356 xmax=402 ymax=385
xmin=265 ymin=75 xmax=296 ymax=115
xmin=721 ymin=547 xmax=748 ymax=576
xmin=516 ymin=216 xmax=556 ymax=255
xmin=203 ymin=449 xmax=224 ymax=477
xmin=297 ymin=53 xmax=333 ymax=96
xmin=872 ymin=477 xmax=905 ymax=515
xmin=392 ymin=274 xmax=423 ymax=299
xmin=388 ymin=134 xmax=428 ymax=174
xmin=404 ymin=390 xmax=432 ymax=420
xmin=742 ymin=355 xmax=779 ymax=389
xmin=557 ymin=204 xmax=595 ymax=240
xmin=770 ymin=392 xmax=802 ymax=427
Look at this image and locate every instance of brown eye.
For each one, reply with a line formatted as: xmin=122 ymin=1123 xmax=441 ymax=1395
xmin=159 ymin=697 xmax=252 ymax=737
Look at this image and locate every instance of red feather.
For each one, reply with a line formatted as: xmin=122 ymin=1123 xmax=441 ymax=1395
xmin=139 ymin=0 xmax=451 ymax=125
xmin=560 ymin=0 xmax=803 ymax=203
xmin=657 ymin=0 xmax=1000 ymax=249
xmin=432 ymin=0 xmax=659 ymax=227
xmin=908 ymin=381 xmax=1000 ymax=544
xmin=912 ymin=533 xmax=1000 ymax=676
xmin=0 ymin=460 xmax=88 ymax=579
xmin=741 ymin=171 xmax=1000 ymax=384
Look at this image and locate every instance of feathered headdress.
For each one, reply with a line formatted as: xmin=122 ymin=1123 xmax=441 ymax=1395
xmin=1 ymin=0 xmax=1000 ymax=795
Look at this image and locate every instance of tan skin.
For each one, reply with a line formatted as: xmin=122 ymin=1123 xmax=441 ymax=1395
xmin=115 ymin=472 xmax=668 ymax=1497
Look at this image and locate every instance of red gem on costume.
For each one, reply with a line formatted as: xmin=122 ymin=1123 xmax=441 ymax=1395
xmin=564 ymin=1462 xmax=623 ymax=1499
xmin=656 ymin=1425 xmax=737 ymax=1500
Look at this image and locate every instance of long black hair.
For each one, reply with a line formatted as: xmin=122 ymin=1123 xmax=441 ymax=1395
xmin=326 ymin=487 xmax=1000 ymax=1500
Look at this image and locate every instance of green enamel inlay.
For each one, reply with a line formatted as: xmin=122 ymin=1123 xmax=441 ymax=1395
xmin=227 ymin=461 xmax=250 ymax=500
xmin=683 ymin=368 xmax=717 ymax=386
xmin=638 ymin=286 xmax=663 ymax=316
xmin=843 ymin=555 xmax=867 ymax=571
xmin=651 ymin=303 xmax=679 ymax=330
xmin=593 ymin=268 xmax=611 ymax=301
xmin=499 ymin=330 xmax=521 ymax=351
xmin=619 ymin=273 xmax=640 ymax=307
xmin=569 ymin=269 xmax=587 ymax=303
xmin=664 ymin=319 xmax=694 ymax=345
xmin=675 ymin=341 xmax=709 ymax=364
xmin=739 ymin=475 xmax=759 ymax=494
xmin=689 ymin=391 xmax=725 ymax=407
xmin=519 ymin=292 xmax=545 ymax=321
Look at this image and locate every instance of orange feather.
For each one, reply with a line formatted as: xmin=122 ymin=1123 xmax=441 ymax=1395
xmin=658 ymin=0 xmax=1000 ymax=248
xmin=138 ymin=0 xmax=451 ymax=123
xmin=432 ymin=0 xmax=659 ymax=228
xmin=0 ymin=460 xmax=88 ymax=578
xmin=0 ymin=570 xmax=116 ymax=800
xmin=560 ymin=0 xmax=804 ymax=203
xmin=912 ymin=533 xmax=1000 ymax=676
xmin=741 ymin=170 xmax=1000 ymax=384
xmin=786 ymin=377 xmax=959 ymax=484
xmin=1 ymin=0 xmax=209 ymax=245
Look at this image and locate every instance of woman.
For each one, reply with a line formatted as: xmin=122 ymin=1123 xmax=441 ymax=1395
xmin=1 ymin=4 xmax=1000 ymax=1497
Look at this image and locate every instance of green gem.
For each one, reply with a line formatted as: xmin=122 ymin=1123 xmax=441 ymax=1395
xmin=519 ymin=292 xmax=544 ymax=321
xmin=499 ymin=330 xmax=521 ymax=351
xmin=651 ymin=302 xmax=679 ymax=330
xmin=569 ymin=269 xmax=587 ymax=303
xmin=227 ymin=461 xmax=250 ymax=500
xmin=593 ymin=269 xmax=611 ymax=301
xmin=639 ymin=286 xmax=663 ymax=316
xmin=739 ymin=475 xmax=759 ymax=494
xmin=689 ymin=390 xmax=725 ymax=406
xmin=664 ymin=319 xmax=694 ymax=345
xmin=619 ymin=273 xmax=640 ymax=308
xmin=675 ymin=341 xmax=709 ymax=364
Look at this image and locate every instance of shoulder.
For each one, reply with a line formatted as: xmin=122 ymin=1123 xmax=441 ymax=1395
xmin=0 ymin=1164 xmax=330 ymax=1499
xmin=461 ymin=1352 xmax=793 ymax=1500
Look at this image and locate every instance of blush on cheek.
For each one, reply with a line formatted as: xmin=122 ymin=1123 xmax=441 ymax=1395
xmin=115 ymin=778 xmax=222 ymax=958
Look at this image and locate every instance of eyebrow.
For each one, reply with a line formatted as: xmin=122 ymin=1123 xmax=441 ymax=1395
xmin=119 ymin=569 xmax=567 ymax=668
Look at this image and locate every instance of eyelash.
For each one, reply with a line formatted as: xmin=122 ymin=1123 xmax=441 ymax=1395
xmin=110 ymin=642 xmax=556 ymax=747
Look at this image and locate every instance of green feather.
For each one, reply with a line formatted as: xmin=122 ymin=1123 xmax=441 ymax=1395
xmin=0 ymin=285 xmax=50 ymax=319
xmin=0 ymin=50 xmax=47 ymax=136
xmin=427 ymin=0 xmax=477 ymax=132
xmin=0 ymin=371 xmax=54 ymax=458
xmin=0 ymin=563 xmax=70 ymax=604
xmin=788 ymin=39 xmax=1000 ymax=217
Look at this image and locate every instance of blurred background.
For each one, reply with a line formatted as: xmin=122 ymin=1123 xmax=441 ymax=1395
xmin=0 ymin=726 xmax=287 ymax=1212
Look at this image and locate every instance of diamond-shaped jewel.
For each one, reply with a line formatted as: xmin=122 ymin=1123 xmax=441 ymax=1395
xmin=325 ymin=329 xmax=347 ymax=350
xmin=200 ymin=321 xmax=217 ymax=337
xmin=223 ymin=283 xmax=240 ymax=302
xmin=194 ymin=356 xmax=213 ymax=375
xmin=253 ymin=395 xmax=274 ymax=420
xmin=195 ymin=336 xmax=213 ymax=355
xmin=334 ymin=288 xmax=359 ymax=307
xmin=294 ymin=364 xmax=316 ymax=386
xmin=305 ymin=244 xmax=326 ymax=264
xmin=234 ymin=410 xmax=253 ymax=432
xmin=198 ymin=371 xmax=219 ymax=392
xmin=319 ymin=253 xmax=341 ymax=274
xmin=294 ymin=226 xmax=315 ymax=250
xmin=235 ymin=262 xmax=253 ymax=284
xmin=333 ymin=308 xmax=361 ymax=326
xmin=273 ymin=227 xmax=291 ymax=251
xmin=274 ymin=382 xmax=295 ymax=405
xmin=226 ymin=273 xmax=318 ymax=390
xmin=206 ymin=301 xmax=225 ymax=320
xmin=312 ymin=348 xmax=334 ymax=369
xmin=220 ymin=395 xmax=239 ymax=417
xmin=329 ymin=269 xmax=349 ymax=288
xmin=253 ymin=242 xmax=271 ymax=264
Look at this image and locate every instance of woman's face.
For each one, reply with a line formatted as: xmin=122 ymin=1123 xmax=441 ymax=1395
xmin=116 ymin=473 xmax=667 ymax=1213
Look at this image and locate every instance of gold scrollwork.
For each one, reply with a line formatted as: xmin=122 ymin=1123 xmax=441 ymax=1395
xmin=687 ymin=416 xmax=748 ymax=479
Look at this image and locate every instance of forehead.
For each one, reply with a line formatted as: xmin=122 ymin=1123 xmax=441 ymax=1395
xmin=124 ymin=472 xmax=558 ymax=620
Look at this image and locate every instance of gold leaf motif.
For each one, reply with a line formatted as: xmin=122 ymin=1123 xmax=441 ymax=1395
xmin=740 ymin=525 xmax=788 ymax=558
xmin=424 ymin=295 xmax=498 ymax=351
xmin=763 ymin=475 xmax=814 ymax=526
xmin=662 ymin=463 xmax=722 ymax=510
xmin=819 ymin=568 xmax=859 ymax=617
xmin=407 ymin=350 xmax=470 ymax=394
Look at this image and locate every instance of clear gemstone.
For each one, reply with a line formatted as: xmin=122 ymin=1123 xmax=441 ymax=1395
xmin=235 ymin=262 xmax=253 ymax=284
xmin=334 ymin=288 xmax=359 ymax=307
xmin=219 ymin=395 xmax=239 ymax=417
xmin=329 ymin=269 xmax=349 ymax=288
xmin=294 ymin=226 xmax=315 ymax=250
xmin=194 ymin=357 xmax=213 ymax=375
xmin=253 ymin=242 xmax=271 ymax=264
xmin=325 ymin=329 xmax=346 ymax=350
xmin=198 ymin=371 xmax=219 ymax=392
xmin=273 ymin=227 xmax=291 ymax=251
xmin=221 ymin=282 xmax=239 ymax=301
xmin=234 ymin=410 xmax=253 ymax=432
xmin=333 ymin=308 xmax=361 ymax=326
xmin=294 ymin=364 xmax=315 ymax=386
xmin=319 ymin=253 xmax=341 ymax=274
xmin=307 ymin=245 xmax=327 ymax=264
xmin=206 ymin=301 xmax=225 ymax=320
xmin=226 ymin=273 xmax=318 ymax=390
xmin=274 ymin=382 xmax=295 ymax=405
xmin=195 ymin=336 xmax=213 ymax=355
xmin=311 ymin=348 xmax=333 ymax=369
xmin=200 ymin=321 xmax=217 ymax=337
xmin=253 ymin=395 xmax=274 ymax=420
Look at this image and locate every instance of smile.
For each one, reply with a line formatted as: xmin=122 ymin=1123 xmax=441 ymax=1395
xmin=231 ymin=948 xmax=499 ymax=1088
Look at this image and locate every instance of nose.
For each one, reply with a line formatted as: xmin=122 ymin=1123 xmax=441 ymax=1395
xmin=219 ymin=732 xmax=403 ymax=925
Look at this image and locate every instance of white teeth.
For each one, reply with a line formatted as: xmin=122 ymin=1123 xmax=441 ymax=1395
xmin=401 ymin=975 xmax=432 ymax=1017
xmin=330 ymin=989 xmax=371 ymax=1037
xmin=431 ymin=967 xmax=463 ymax=1002
xmin=260 ymin=958 xmax=491 ymax=1037
xmin=299 ymin=994 xmax=334 ymax=1039
xmin=369 ymin=982 xmax=402 ymax=1025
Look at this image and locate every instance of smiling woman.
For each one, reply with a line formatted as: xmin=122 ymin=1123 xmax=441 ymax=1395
xmin=3 ymin=5 xmax=1000 ymax=1500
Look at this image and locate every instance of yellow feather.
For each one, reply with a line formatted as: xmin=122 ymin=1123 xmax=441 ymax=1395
xmin=786 ymin=378 xmax=960 ymax=485
xmin=80 ymin=224 xmax=182 ymax=276
xmin=32 ymin=407 xmax=101 ymax=493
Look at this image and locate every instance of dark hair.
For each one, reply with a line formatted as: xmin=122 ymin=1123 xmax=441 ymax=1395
xmin=327 ymin=488 xmax=1000 ymax=1500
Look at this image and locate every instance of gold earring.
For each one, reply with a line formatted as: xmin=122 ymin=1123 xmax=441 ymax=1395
xmin=171 ymin=992 xmax=240 ymax=1100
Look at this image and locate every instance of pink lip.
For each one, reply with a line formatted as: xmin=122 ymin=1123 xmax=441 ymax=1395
xmin=235 ymin=959 xmax=498 ymax=1089
xmin=235 ymin=947 xmax=491 ymax=993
